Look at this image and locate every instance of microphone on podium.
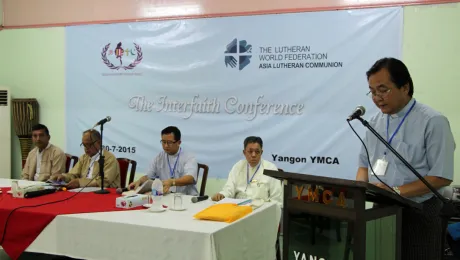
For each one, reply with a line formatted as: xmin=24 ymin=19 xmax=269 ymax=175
xmin=191 ymin=195 xmax=209 ymax=203
xmin=346 ymin=106 xmax=366 ymax=121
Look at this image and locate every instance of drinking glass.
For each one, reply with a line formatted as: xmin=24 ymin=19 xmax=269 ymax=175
xmin=173 ymin=193 xmax=183 ymax=210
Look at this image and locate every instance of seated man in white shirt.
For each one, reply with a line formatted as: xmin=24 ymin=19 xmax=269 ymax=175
xmin=128 ymin=126 xmax=199 ymax=196
xmin=211 ymin=136 xmax=283 ymax=207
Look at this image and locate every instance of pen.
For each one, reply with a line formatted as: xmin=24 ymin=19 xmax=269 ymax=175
xmin=237 ymin=199 xmax=252 ymax=205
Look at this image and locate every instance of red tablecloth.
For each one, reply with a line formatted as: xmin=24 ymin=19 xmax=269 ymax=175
xmin=0 ymin=188 xmax=142 ymax=259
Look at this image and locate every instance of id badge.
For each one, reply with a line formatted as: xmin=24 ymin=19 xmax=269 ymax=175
xmin=372 ymin=159 xmax=388 ymax=176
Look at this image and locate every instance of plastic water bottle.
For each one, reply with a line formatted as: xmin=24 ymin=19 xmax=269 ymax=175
xmin=151 ymin=178 xmax=163 ymax=196
xmin=150 ymin=179 xmax=163 ymax=208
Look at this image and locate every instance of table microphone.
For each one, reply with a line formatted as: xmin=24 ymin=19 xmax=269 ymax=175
xmin=191 ymin=195 xmax=209 ymax=203
xmin=116 ymin=187 xmax=129 ymax=194
xmin=24 ymin=188 xmax=57 ymax=198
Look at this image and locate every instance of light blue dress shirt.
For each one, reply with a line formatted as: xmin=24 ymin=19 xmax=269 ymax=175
xmin=359 ymin=98 xmax=455 ymax=203
xmin=146 ymin=148 xmax=199 ymax=196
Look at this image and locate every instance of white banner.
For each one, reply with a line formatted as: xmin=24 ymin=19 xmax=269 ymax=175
xmin=65 ymin=7 xmax=402 ymax=180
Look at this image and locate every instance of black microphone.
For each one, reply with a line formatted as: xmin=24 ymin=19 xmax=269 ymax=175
xmin=347 ymin=106 xmax=366 ymax=121
xmin=116 ymin=187 xmax=129 ymax=194
xmin=191 ymin=195 xmax=209 ymax=203
xmin=93 ymin=116 xmax=111 ymax=128
xmin=24 ymin=188 xmax=57 ymax=198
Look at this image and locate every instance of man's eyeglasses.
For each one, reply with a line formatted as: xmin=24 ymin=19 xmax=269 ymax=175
xmin=367 ymin=88 xmax=391 ymax=99
xmin=160 ymin=140 xmax=178 ymax=146
xmin=80 ymin=141 xmax=97 ymax=149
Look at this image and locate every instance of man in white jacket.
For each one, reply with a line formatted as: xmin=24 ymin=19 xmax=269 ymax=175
xmin=211 ymin=136 xmax=283 ymax=208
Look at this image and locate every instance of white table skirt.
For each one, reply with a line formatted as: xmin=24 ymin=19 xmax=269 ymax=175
xmin=0 ymin=179 xmax=281 ymax=260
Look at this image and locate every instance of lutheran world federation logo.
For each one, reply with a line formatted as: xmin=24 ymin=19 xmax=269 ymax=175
xmin=224 ymin=38 xmax=252 ymax=71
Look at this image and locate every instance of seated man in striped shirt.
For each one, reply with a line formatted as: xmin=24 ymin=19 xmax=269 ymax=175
xmin=128 ymin=126 xmax=199 ymax=196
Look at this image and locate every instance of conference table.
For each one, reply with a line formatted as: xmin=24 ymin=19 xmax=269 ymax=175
xmin=0 ymin=179 xmax=281 ymax=260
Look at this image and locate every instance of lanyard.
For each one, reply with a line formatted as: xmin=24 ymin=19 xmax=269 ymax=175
xmin=247 ymin=162 xmax=261 ymax=185
xmin=167 ymin=148 xmax=181 ymax=179
xmin=385 ymin=100 xmax=416 ymax=153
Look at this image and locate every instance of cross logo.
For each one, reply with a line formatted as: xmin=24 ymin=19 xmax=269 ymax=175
xmin=224 ymin=38 xmax=252 ymax=71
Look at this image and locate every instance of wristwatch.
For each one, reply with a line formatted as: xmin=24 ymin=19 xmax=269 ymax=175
xmin=393 ymin=186 xmax=401 ymax=195
xmin=172 ymin=179 xmax=176 ymax=186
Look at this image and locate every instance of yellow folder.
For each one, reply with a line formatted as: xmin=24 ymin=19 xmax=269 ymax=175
xmin=193 ymin=203 xmax=253 ymax=223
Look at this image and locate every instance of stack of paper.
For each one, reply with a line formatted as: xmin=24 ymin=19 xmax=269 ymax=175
xmin=216 ymin=198 xmax=251 ymax=205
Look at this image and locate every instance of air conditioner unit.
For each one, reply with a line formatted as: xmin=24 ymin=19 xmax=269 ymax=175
xmin=0 ymin=87 xmax=11 ymax=178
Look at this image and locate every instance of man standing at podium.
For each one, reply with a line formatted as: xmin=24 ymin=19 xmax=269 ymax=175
xmin=355 ymin=58 xmax=455 ymax=260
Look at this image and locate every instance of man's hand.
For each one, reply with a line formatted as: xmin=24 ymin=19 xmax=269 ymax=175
xmin=66 ymin=179 xmax=80 ymax=190
xmin=211 ymin=193 xmax=225 ymax=201
xmin=128 ymin=181 xmax=139 ymax=190
xmin=162 ymin=179 xmax=173 ymax=193
xmin=372 ymin=182 xmax=392 ymax=191
xmin=128 ymin=176 xmax=148 ymax=190
xmin=51 ymin=174 xmax=66 ymax=182
xmin=50 ymin=171 xmax=62 ymax=181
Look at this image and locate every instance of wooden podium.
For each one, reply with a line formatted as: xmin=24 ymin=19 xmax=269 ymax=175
xmin=264 ymin=170 xmax=421 ymax=260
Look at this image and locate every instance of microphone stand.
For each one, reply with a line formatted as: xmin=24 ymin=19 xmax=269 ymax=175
xmin=94 ymin=122 xmax=109 ymax=194
xmin=356 ymin=116 xmax=456 ymax=219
